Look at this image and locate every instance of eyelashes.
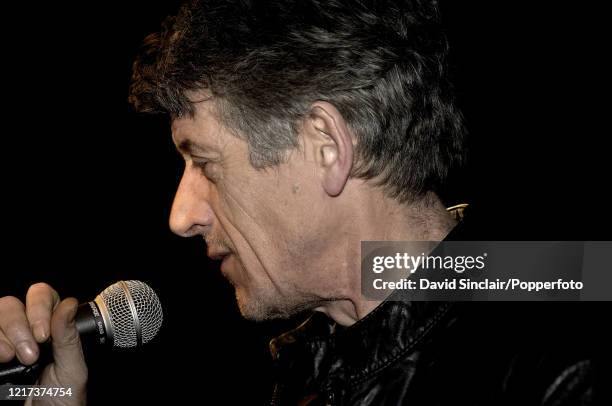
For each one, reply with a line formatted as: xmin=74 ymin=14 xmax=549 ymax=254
xmin=193 ymin=158 xmax=209 ymax=169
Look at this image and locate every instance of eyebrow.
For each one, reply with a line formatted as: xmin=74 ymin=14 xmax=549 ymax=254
xmin=176 ymin=139 xmax=209 ymax=155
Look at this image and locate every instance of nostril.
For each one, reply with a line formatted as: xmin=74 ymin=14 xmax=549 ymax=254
xmin=169 ymin=210 xmax=196 ymax=237
xmin=182 ymin=224 xmax=212 ymax=239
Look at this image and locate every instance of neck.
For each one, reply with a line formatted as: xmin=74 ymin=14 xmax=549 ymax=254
xmin=314 ymin=191 xmax=456 ymax=326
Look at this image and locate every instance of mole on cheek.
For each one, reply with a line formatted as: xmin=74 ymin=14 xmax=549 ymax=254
xmin=292 ymin=184 xmax=300 ymax=194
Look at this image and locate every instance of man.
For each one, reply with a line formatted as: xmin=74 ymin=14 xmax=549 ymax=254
xmin=0 ymin=1 xmax=595 ymax=405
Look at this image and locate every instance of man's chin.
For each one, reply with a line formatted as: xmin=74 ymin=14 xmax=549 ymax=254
xmin=235 ymin=291 xmax=286 ymax=321
xmin=234 ymin=288 xmax=311 ymax=322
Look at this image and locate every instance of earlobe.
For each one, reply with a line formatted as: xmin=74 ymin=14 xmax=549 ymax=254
xmin=309 ymin=102 xmax=354 ymax=197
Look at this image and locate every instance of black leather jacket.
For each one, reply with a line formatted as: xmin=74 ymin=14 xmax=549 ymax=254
xmin=269 ymin=206 xmax=595 ymax=405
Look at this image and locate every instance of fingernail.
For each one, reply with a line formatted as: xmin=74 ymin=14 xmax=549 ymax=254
xmin=16 ymin=342 xmax=37 ymax=364
xmin=33 ymin=322 xmax=49 ymax=342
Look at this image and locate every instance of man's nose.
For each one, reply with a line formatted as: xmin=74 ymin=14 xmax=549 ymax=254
xmin=169 ymin=170 xmax=215 ymax=237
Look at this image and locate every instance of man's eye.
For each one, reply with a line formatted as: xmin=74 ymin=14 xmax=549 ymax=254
xmin=193 ymin=159 xmax=208 ymax=169
xmin=193 ymin=159 xmax=209 ymax=172
xmin=192 ymin=159 xmax=216 ymax=181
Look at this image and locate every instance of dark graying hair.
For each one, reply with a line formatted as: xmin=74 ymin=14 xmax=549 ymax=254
xmin=129 ymin=0 xmax=466 ymax=203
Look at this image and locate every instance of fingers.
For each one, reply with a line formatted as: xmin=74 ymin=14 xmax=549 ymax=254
xmin=0 ymin=296 xmax=39 ymax=365
xmin=0 ymin=328 xmax=15 ymax=362
xmin=49 ymin=298 xmax=87 ymax=383
xmin=1 ymin=287 xmax=88 ymax=401
xmin=26 ymin=282 xmax=60 ymax=343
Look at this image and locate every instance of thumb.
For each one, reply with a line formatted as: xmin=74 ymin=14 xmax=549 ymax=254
xmin=50 ymin=298 xmax=87 ymax=384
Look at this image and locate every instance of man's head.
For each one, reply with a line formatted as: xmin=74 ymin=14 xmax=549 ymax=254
xmin=129 ymin=0 xmax=466 ymax=321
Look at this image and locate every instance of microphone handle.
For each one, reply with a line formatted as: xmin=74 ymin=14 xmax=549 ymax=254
xmin=0 ymin=302 xmax=106 ymax=384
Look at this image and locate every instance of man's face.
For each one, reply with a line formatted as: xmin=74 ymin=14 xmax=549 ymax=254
xmin=170 ymin=100 xmax=343 ymax=320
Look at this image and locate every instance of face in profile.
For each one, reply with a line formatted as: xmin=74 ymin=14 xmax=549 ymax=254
xmin=169 ymin=99 xmax=350 ymax=321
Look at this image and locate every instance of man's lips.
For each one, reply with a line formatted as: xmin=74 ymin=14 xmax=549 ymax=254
xmin=207 ymin=248 xmax=236 ymax=282
xmin=207 ymin=249 xmax=232 ymax=261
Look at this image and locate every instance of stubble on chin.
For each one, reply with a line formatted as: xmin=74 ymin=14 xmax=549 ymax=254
xmin=233 ymin=284 xmax=323 ymax=322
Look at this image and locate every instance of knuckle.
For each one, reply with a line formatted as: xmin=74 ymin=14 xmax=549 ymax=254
xmin=4 ymin=318 xmax=29 ymax=334
xmin=4 ymin=325 xmax=31 ymax=342
xmin=0 ymin=296 xmax=24 ymax=311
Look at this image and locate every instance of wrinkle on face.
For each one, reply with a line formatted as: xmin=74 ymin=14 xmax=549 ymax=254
xmin=170 ymin=96 xmax=359 ymax=320
xmin=217 ymin=186 xmax=287 ymax=293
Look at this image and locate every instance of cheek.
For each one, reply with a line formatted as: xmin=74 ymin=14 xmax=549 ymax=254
xmin=217 ymin=181 xmax=300 ymax=273
xmin=214 ymin=181 xmax=271 ymax=248
xmin=214 ymin=158 xmax=317 ymax=264
xmin=217 ymin=173 xmax=284 ymax=232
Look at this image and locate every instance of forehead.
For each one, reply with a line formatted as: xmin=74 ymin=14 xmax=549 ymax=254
xmin=170 ymin=99 xmax=229 ymax=150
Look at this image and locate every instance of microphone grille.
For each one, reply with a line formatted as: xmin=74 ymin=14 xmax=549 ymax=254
xmin=99 ymin=280 xmax=163 ymax=348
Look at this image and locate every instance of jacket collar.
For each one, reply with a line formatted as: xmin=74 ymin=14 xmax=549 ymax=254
xmin=270 ymin=205 xmax=471 ymax=388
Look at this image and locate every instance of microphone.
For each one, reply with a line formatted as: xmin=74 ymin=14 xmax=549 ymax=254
xmin=0 ymin=280 xmax=163 ymax=383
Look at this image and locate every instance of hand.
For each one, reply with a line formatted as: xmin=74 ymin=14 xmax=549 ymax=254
xmin=0 ymin=283 xmax=87 ymax=405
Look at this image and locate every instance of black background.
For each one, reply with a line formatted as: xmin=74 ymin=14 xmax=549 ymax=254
xmin=1 ymin=1 xmax=610 ymax=404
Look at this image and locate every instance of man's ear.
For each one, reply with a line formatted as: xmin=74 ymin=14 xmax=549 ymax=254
xmin=304 ymin=101 xmax=354 ymax=196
